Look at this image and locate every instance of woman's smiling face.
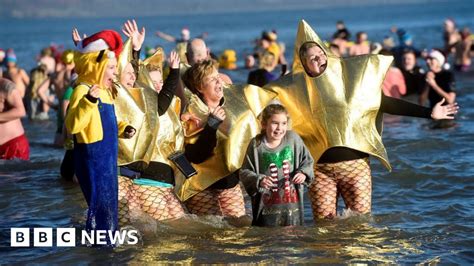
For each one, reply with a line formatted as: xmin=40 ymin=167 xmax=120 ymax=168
xmin=301 ymin=44 xmax=328 ymax=77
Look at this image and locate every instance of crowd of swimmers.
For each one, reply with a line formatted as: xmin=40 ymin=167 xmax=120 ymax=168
xmin=0 ymin=18 xmax=466 ymax=244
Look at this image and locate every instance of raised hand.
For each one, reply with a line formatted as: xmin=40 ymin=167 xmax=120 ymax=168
xmin=168 ymin=50 xmax=180 ymax=69
xmin=122 ymin=19 xmax=145 ymax=51
xmin=431 ymin=98 xmax=459 ymax=120
xmin=72 ymin=28 xmax=87 ymax=47
xmin=211 ymin=106 xmax=226 ymax=121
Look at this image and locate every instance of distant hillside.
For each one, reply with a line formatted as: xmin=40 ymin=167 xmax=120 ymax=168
xmin=0 ymin=0 xmax=449 ymax=18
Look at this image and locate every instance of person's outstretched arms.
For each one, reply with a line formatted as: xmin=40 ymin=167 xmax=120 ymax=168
xmin=155 ymin=31 xmax=176 ymax=42
xmin=430 ymin=98 xmax=459 ymax=120
xmin=380 ymin=94 xmax=459 ymax=119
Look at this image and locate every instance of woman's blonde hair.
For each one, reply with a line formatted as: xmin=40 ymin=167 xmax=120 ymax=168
xmin=182 ymin=59 xmax=218 ymax=95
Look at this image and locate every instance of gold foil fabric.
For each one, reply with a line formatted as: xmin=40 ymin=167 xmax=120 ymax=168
xmin=264 ymin=20 xmax=393 ymax=170
xmin=115 ymin=39 xmax=184 ymax=170
xmin=176 ymin=84 xmax=270 ymax=201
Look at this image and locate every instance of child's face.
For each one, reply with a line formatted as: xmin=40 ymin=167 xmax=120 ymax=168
xmin=149 ymin=70 xmax=163 ymax=93
xmin=102 ymin=57 xmax=118 ymax=89
xmin=264 ymin=113 xmax=288 ymax=143
xmin=120 ymin=62 xmax=136 ymax=89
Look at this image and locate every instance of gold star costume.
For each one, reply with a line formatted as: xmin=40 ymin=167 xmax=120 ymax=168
xmin=177 ymin=84 xmax=272 ymax=217
xmin=115 ymin=40 xmax=186 ymax=224
xmin=264 ymin=20 xmax=393 ymax=219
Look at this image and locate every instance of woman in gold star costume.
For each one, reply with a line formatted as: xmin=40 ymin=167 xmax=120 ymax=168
xmin=116 ymin=20 xmax=189 ymax=224
xmin=177 ymin=60 xmax=274 ymax=218
xmin=265 ymin=20 xmax=459 ymax=220
xmin=179 ymin=60 xmax=253 ymax=218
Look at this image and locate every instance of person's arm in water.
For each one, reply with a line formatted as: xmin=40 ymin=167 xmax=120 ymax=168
xmin=0 ymin=89 xmax=26 ymax=122
xmin=158 ymin=51 xmax=180 ymax=115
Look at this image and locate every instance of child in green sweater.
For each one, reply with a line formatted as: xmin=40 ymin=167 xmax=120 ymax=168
xmin=240 ymin=104 xmax=314 ymax=226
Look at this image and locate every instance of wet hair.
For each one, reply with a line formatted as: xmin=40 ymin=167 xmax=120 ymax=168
xmin=0 ymin=78 xmax=16 ymax=94
xmin=256 ymin=103 xmax=289 ymax=144
xmin=182 ymin=59 xmax=218 ymax=95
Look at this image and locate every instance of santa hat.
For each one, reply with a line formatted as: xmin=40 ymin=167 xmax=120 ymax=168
xmin=79 ymin=30 xmax=123 ymax=59
xmin=428 ymin=49 xmax=445 ymax=66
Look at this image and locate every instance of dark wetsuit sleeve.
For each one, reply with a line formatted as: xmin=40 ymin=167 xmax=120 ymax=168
xmin=131 ymin=49 xmax=141 ymax=77
xmin=158 ymin=68 xmax=180 ymax=115
xmin=184 ymin=115 xmax=223 ymax=164
xmin=380 ymin=94 xmax=432 ymax=118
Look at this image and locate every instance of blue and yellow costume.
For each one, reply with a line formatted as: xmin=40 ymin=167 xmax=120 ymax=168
xmin=65 ymin=38 xmax=128 ymax=243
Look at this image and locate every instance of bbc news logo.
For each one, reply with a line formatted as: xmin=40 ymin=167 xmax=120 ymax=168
xmin=10 ymin=228 xmax=139 ymax=247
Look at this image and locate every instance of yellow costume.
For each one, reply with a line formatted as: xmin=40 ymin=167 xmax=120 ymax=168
xmin=65 ymin=51 xmax=128 ymax=144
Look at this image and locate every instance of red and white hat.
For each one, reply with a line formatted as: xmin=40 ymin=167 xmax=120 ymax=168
xmin=79 ymin=30 xmax=123 ymax=59
xmin=428 ymin=49 xmax=445 ymax=66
